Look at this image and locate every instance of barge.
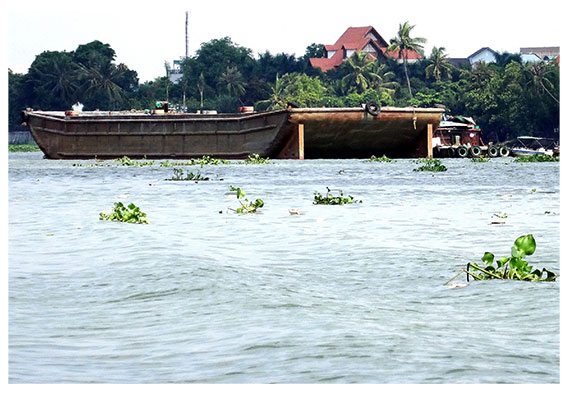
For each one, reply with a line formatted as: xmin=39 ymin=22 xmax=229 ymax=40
xmin=22 ymin=104 xmax=444 ymax=159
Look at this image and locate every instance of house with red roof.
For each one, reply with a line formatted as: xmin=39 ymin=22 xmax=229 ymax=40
xmin=309 ymin=26 xmax=423 ymax=72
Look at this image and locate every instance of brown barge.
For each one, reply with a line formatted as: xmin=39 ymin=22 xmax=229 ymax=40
xmin=22 ymin=105 xmax=444 ymax=159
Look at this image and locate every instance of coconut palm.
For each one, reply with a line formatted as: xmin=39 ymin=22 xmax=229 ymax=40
xmin=255 ymin=73 xmax=290 ymax=110
xmin=368 ymin=62 xmax=399 ymax=96
xmin=340 ymin=51 xmax=381 ymax=94
xmin=387 ymin=21 xmax=426 ymax=98
xmin=197 ymin=72 xmax=207 ymax=109
xmin=26 ymin=51 xmax=81 ymax=108
xmin=425 ymin=47 xmax=454 ymax=82
xmin=217 ymin=66 xmax=246 ymax=98
xmin=526 ymin=61 xmax=559 ymax=104
xmin=78 ymin=62 xmax=128 ymax=109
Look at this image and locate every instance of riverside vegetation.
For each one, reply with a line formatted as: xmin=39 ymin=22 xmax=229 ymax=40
xmin=9 ymin=26 xmax=559 ymax=144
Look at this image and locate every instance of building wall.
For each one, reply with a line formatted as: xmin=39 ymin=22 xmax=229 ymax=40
xmin=469 ymin=50 xmax=496 ymax=64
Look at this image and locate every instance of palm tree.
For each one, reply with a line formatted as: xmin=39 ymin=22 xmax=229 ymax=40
xmin=256 ymin=73 xmax=289 ymax=110
xmin=340 ymin=51 xmax=381 ymax=94
xmin=425 ymin=47 xmax=454 ymax=82
xmin=387 ymin=21 xmax=426 ymax=98
xmin=526 ymin=61 xmax=559 ymax=104
xmin=78 ymin=62 xmax=127 ymax=109
xmin=27 ymin=51 xmax=81 ymax=108
xmin=217 ymin=66 xmax=246 ymax=98
xmin=197 ymin=72 xmax=207 ymax=109
xmin=368 ymin=62 xmax=399 ymax=96
xmin=164 ymin=61 xmax=172 ymax=102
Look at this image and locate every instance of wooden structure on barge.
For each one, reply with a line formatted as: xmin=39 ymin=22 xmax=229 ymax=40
xmin=22 ymin=105 xmax=444 ymax=160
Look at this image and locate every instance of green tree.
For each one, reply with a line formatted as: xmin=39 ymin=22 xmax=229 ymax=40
xmin=340 ymin=51 xmax=381 ymax=94
xmin=526 ymin=60 xmax=560 ymax=104
xmin=425 ymin=47 xmax=454 ymax=82
xmin=26 ymin=50 xmax=81 ymax=109
xmin=387 ymin=21 xmax=426 ymax=98
xmin=197 ymin=72 xmax=207 ymax=109
xmin=255 ymin=73 xmax=289 ymax=110
xmin=77 ymin=62 xmax=129 ymax=109
xmin=217 ymin=66 xmax=246 ymax=99
xmin=304 ymin=43 xmax=325 ymax=59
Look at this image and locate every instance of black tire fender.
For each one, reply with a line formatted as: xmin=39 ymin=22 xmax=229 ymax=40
xmin=470 ymin=145 xmax=482 ymax=157
xmin=487 ymin=146 xmax=499 ymax=157
xmin=365 ymin=101 xmax=380 ymax=116
xmin=457 ymin=146 xmax=468 ymax=158
xmin=499 ymin=146 xmax=510 ymax=157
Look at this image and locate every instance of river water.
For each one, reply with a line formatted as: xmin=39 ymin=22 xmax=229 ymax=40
xmin=8 ymin=153 xmax=560 ymax=383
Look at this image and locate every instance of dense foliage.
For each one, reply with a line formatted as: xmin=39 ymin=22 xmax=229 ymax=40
xmin=9 ymin=30 xmax=559 ymax=142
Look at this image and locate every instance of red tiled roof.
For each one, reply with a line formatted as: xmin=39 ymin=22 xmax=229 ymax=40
xmin=309 ymin=26 xmax=423 ymax=72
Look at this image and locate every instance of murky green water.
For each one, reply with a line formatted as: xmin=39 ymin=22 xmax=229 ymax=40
xmin=8 ymin=153 xmax=560 ymax=383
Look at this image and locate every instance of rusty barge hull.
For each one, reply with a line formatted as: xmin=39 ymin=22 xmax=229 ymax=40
xmin=24 ymin=107 xmax=444 ymax=159
xmin=288 ymin=107 xmax=443 ymax=158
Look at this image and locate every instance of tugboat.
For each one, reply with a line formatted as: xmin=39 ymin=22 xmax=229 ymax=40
xmin=432 ymin=115 xmax=509 ymax=158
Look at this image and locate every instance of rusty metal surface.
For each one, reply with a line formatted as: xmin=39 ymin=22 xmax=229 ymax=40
xmin=289 ymin=107 xmax=444 ymax=158
xmin=25 ymin=107 xmax=444 ymax=159
xmin=26 ymin=110 xmax=290 ymax=159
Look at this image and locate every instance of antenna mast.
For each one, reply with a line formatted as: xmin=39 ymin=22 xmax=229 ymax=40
xmin=185 ymin=11 xmax=189 ymax=58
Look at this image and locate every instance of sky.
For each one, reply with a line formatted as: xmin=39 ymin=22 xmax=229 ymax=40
xmin=5 ymin=0 xmax=563 ymax=83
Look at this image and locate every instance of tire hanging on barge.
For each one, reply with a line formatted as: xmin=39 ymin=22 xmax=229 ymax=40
xmin=470 ymin=146 xmax=482 ymax=157
xmin=499 ymin=146 xmax=510 ymax=157
xmin=365 ymin=101 xmax=380 ymax=116
xmin=457 ymin=146 xmax=469 ymax=158
xmin=488 ymin=146 xmax=499 ymax=157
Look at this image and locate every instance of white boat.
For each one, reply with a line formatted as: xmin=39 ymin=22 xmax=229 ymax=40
xmin=509 ymin=136 xmax=559 ymax=157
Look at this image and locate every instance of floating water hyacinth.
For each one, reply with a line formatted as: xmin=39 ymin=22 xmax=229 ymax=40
xmin=313 ymin=187 xmax=361 ymax=205
xmin=99 ymin=202 xmax=149 ymax=224
xmin=446 ymin=234 xmax=558 ymax=285
xmin=228 ymin=186 xmax=264 ymax=214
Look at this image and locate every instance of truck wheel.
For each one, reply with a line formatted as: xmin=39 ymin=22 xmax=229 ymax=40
xmin=487 ymin=146 xmax=499 ymax=157
xmin=457 ymin=146 xmax=468 ymax=158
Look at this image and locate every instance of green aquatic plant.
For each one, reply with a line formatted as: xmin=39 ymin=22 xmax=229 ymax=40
xmin=160 ymin=156 xmax=231 ymax=167
xmin=447 ymin=234 xmax=558 ymax=284
xmin=514 ymin=154 xmax=559 ymax=162
xmin=366 ymin=154 xmax=393 ymax=162
xmin=115 ymin=156 xmax=155 ymax=166
xmin=166 ymin=168 xmax=210 ymax=182
xmin=228 ymin=186 xmax=264 ymax=214
xmin=99 ymin=202 xmax=149 ymax=224
xmin=470 ymin=157 xmax=490 ymax=162
xmin=8 ymin=143 xmax=41 ymax=152
xmin=413 ymin=158 xmax=447 ymax=172
xmin=313 ymin=187 xmax=361 ymax=205
xmin=244 ymin=153 xmax=271 ymax=164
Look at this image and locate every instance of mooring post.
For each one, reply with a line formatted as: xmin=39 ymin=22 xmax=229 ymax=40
xmin=427 ymin=123 xmax=433 ymax=159
xmin=298 ymin=123 xmax=304 ymax=160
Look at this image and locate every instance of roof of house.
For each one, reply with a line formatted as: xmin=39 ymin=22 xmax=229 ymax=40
xmin=449 ymin=58 xmax=470 ymax=67
xmin=520 ymin=46 xmax=560 ymax=55
xmin=309 ymin=26 xmax=423 ymax=72
xmin=468 ymin=47 xmax=497 ymax=60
